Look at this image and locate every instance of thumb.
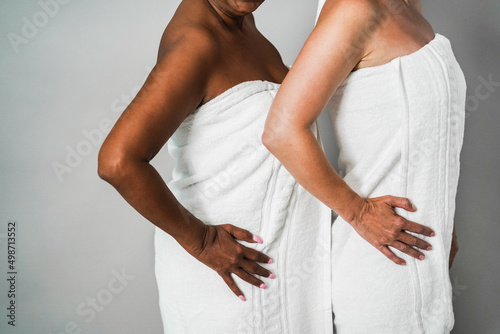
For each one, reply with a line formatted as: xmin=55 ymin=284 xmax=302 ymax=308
xmin=385 ymin=196 xmax=417 ymax=212
xmin=222 ymin=224 xmax=263 ymax=244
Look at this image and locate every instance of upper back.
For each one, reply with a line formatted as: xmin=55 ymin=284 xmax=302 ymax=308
xmin=345 ymin=0 xmax=435 ymax=70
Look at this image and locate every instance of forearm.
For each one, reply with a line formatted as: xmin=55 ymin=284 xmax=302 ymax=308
xmin=263 ymin=126 xmax=364 ymax=224
xmin=99 ymin=159 xmax=207 ymax=254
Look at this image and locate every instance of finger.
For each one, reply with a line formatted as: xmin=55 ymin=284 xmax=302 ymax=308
xmin=398 ymin=232 xmax=433 ymax=251
xmin=223 ymin=224 xmax=263 ymax=244
xmin=392 ymin=241 xmax=426 ymax=260
xmin=385 ymin=196 xmax=417 ymax=212
xmin=233 ymin=268 xmax=267 ymax=289
xmin=402 ymin=219 xmax=435 ymax=237
xmin=242 ymin=260 xmax=276 ymax=279
xmin=243 ymin=246 xmax=273 ymax=264
xmin=379 ymin=245 xmax=407 ymax=265
xmin=220 ymin=272 xmax=246 ymax=301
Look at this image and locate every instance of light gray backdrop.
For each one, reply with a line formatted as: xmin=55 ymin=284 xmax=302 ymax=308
xmin=0 ymin=0 xmax=498 ymax=333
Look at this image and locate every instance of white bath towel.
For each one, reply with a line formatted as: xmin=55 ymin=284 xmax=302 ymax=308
xmin=325 ymin=34 xmax=466 ymax=333
xmin=155 ymin=81 xmax=333 ymax=334
xmin=316 ymin=0 xmax=326 ymax=22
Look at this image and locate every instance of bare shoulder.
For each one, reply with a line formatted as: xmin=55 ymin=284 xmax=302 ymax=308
xmin=320 ymin=0 xmax=378 ymax=18
xmin=157 ymin=8 xmax=220 ymax=64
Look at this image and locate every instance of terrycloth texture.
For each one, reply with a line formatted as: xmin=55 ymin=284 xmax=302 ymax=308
xmin=155 ymin=81 xmax=333 ymax=334
xmin=326 ymin=35 xmax=466 ymax=333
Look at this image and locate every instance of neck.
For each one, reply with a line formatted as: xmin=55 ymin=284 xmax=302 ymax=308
xmin=206 ymin=0 xmax=247 ymax=30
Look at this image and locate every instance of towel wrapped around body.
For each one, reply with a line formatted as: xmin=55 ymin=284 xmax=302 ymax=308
xmin=155 ymin=81 xmax=333 ymax=334
xmin=326 ymin=34 xmax=466 ymax=333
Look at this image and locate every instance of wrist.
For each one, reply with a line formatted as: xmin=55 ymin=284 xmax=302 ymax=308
xmin=174 ymin=219 xmax=209 ymax=256
xmin=336 ymin=192 xmax=366 ymax=226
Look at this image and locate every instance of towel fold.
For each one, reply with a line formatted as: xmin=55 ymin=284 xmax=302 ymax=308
xmin=155 ymin=81 xmax=333 ymax=334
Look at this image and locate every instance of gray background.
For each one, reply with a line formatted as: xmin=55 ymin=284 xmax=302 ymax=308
xmin=0 ymin=0 xmax=498 ymax=333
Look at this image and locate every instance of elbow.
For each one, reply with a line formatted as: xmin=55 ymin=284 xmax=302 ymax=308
xmin=97 ymin=147 xmax=128 ymax=185
xmin=262 ymin=123 xmax=288 ymax=155
xmin=261 ymin=128 xmax=277 ymax=153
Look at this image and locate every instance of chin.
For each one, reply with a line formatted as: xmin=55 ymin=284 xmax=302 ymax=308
xmin=233 ymin=0 xmax=265 ymax=13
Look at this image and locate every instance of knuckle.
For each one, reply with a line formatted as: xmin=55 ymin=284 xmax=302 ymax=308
xmin=234 ymin=243 xmax=244 ymax=253
xmin=217 ymin=269 xmax=228 ymax=277
xmin=249 ymin=263 xmax=261 ymax=273
xmin=229 ymin=254 xmax=240 ymax=263
xmin=394 ymin=218 xmax=405 ymax=228
xmin=389 ymin=230 xmax=399 ymax=239
xmin=408 ymin=237 xmax=418 ymax=246
xmin=236 ymin=245 xmax=248 ymax=256
xmin=381 ymin=236 xmax=391 ymax=244
xmin=399 ymin=244 xmax=410 ymax=253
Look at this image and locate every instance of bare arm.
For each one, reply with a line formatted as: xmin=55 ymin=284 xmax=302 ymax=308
xmin=98 ymin=29 xmax=273 ymax=299
xmin=263 ymin=0 xmax=434 ymax=265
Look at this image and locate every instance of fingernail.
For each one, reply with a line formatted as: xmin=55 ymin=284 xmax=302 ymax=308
xmin=269 ymin=273 xmax=276 ymax=279
xmin=401 ymin=261 xmax=407 ymax=266
xmin=427 ymin=245 xmax=432 ymax=251
xmin=430 ymin=232 xmax=436 ymax=237
xmin=419 ymin=255 xmax=425 ymax=260
xmin=268 ymin=258 xmax=273 ymax=264
xmin=239 ymin=295 xmax=246 ymax=302
xmin=253 ymin=235 xmax=264 ymax=244
xmin=260 ymin=283 xmax=267 ymax=289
